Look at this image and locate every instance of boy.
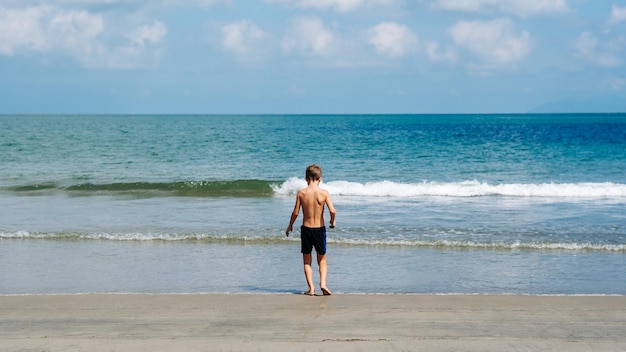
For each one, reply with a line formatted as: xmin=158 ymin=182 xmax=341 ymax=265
xmin=286 ymin=164 xmax=336 ymax=296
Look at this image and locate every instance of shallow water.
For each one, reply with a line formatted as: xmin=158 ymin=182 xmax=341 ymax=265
xmin=1 ymin=114 xmax=625 ymax=294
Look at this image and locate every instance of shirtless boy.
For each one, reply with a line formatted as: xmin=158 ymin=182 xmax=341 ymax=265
xmin=286 ymin=164 xmax=336 ymax=296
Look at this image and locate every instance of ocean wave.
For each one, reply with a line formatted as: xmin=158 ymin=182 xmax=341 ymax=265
xmin=4 ymin=178 xmax=626 ymax=198
xmin=2 ymin=231 xmax=623 ymax=252
xmin=7 ymin=180 xmax=277 ymax=197
xmin=275 ymin=178 xmax=626 ymax=198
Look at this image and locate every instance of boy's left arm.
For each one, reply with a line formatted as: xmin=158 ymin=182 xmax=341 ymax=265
xmin=326 ymin=193 xmax=336 ymax=228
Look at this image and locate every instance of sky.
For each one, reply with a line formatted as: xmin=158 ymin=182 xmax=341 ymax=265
xmin=1 ymin=0 xmax=625 ymax=114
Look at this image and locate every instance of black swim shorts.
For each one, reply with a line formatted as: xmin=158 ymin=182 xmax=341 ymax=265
xmin=300 ymin=226 xmax=327 ymax=255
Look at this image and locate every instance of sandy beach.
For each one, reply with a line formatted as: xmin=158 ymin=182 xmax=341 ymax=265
xmin=1 ymin=294 xmax=624 ymax=351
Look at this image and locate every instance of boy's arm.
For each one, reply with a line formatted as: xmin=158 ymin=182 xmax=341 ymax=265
xmin=326 ymin=192 xmax=336 ymax=228
xmin=285 ymin=193 xmax=301 ymax=236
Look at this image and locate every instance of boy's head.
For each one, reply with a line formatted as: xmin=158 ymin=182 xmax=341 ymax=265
xmin=306 ymin=164 xmax=322 ymax=181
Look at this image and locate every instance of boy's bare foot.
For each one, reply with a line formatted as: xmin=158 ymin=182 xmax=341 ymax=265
xmin=321 ymin=287 xmax=332 ymax=296
xmin=302 ymin=290 xmax=315 ymax=296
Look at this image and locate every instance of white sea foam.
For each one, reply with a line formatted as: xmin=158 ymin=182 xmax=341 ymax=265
xmin=3 ymin=231 xmax=622 ymax=251
xmin=327 ymin=237 xmax=625 ymax=251
xmin=272 ymin=178 xmax=626 ymax=198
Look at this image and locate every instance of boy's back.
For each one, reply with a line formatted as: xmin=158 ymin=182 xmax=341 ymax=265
xmin=298 ymin=185 xmax=331 ymax=228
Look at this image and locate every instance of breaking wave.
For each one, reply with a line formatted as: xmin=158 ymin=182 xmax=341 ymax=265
xmin=4 ymin=178 xmax=626 ymax=198
xmin=274 ymin=178 xmax=626 ymax=198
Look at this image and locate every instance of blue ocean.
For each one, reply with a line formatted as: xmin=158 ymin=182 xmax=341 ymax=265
xmin=1 ymin=114 xmax=625 ymax=295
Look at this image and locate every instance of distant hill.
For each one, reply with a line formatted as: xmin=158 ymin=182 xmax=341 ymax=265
xmin=529 ymin=94 xmax=626 ymax=113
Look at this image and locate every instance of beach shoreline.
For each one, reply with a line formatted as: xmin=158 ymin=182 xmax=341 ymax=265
xmin=1 ymin=293 xmax=624 ymax=351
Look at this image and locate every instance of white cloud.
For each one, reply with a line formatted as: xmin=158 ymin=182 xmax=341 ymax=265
xmin=129 ymin=21 xmax=167 ymax=48
xmin=49 ymin=9 xmax=104 ymax=58
xmin=425 ymin=41 xmax=457 ymax=63
xmin=220 ymin=20 xmax=268 ymax=54
xmin=280 ymin=16 xmax=381 ymax=67
xmin=433 ymin=0 xmax=568 ymax=17
xmin=296 ymin=0 xmax=364 ymax=12
xmin=266 ymin=0 xmax=394 ymax=13
xmin=0 ymin=6 xmax=49 ymax=55
xmin=449 ymin=18 xmax=531 ymax=68
xmin=282 ymin=17 xmax=336 ymax=56
xmin=65 ymin=18 xmax=168 ymax=69
xmin=433 ymin=0 xmax=487 ymax=12
xmin=0 ymin=4 xmax=167 ymax=68
xmin=502 ymin=0 xmax=568 ymax=16
xmin=56 ymin=0 xmax=131 ymax=5
xmin=219 ymin=20 xmax=272 ymax=62
xmin=0 ymin=0 xmax=143 ymax=8
xmin=0 ymin=6 xmax=105 ymax=58
xmin=196 ymin=0 xmax=231 ymax=7
xmin=576 ymin=31 xmax=622 ymax=68
xmin=608 ymin=4 xmax=626 ymax=26
xmin=367 ymin=22 xmax=418 ymax=58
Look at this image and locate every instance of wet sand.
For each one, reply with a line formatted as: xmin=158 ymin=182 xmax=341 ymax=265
xmin=1 ymin=294 xmax=624 ymax=351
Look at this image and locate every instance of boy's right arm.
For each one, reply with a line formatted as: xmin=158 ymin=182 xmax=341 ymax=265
xmin=286 ymin=192 xmax=301 ymax=236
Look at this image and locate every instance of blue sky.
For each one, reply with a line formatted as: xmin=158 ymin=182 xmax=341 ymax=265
xmin=1 ymin=0 xmax=625 ymax=114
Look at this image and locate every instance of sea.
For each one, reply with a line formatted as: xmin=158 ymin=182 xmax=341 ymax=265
xmin=1 ymin=114 xmax=625 ymax=295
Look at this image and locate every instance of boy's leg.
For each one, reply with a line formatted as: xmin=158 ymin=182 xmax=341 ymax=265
xmin=303 ymin=253 xmax=315 ymax=295
xmin=317 ymin=253 xmax=331 ymax=295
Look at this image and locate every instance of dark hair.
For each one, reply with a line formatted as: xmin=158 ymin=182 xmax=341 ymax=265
xmin=306 ymin=164 xmax=322 ymax=181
